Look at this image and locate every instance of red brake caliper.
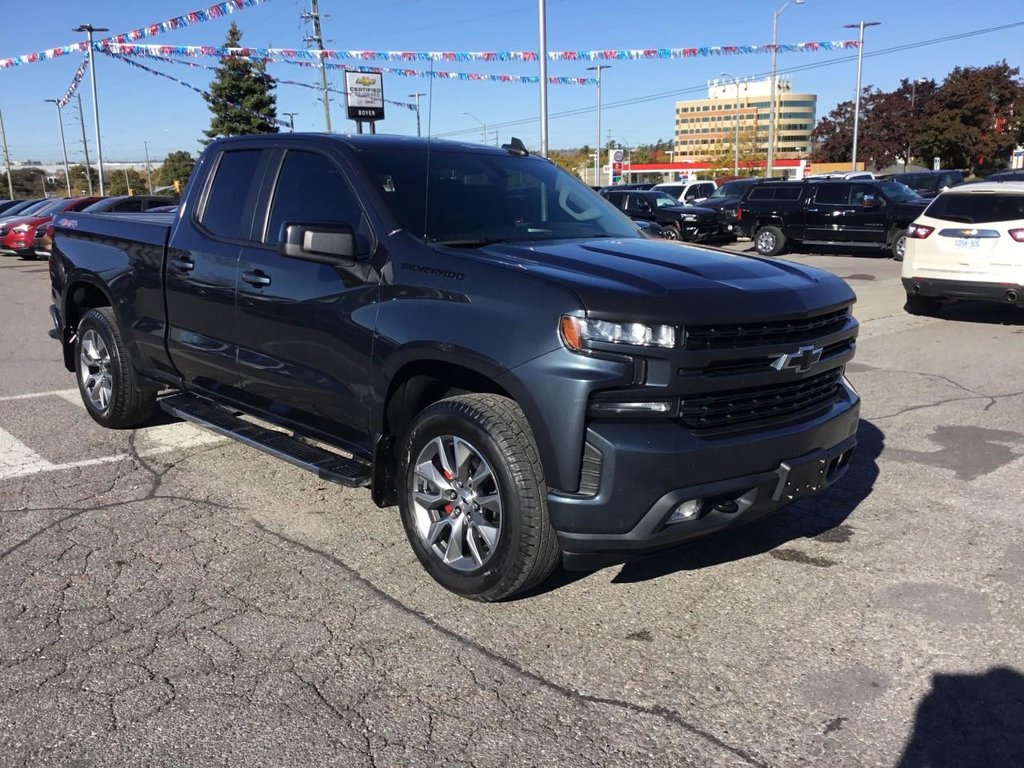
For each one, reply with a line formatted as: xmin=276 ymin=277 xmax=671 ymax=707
xmin=443 ymin=469 xmax=454 ymax=514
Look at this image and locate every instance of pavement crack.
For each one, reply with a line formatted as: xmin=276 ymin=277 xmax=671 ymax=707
xmin=254 ymin=522 xmax=770 ymax=768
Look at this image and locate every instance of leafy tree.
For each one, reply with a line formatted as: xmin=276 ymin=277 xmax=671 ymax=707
xmin=705 ymin=128 xmax=763 ymax=176
xmin=106 ymin=168 xmax=149 ymax=196
xmin=203 ymin=22 xmax=279 ymax=142
xmin=58 ymin=165 xmax=100 ymax=196
xmin=4 ymin=168 xmax=47 ymax=198
xmin=157 ymin=151 xmax=196 ymax=189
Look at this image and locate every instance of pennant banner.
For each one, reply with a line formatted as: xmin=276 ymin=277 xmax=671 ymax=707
xmin=57 ymin=56 xmax=90 ymax=107
xmin=106 ymin=53 xmax=287 ymax=128
xmin=0 ymin=0 xmax=268 ymax=69
xmin=102 ymin=40 xmax=860 ymax=64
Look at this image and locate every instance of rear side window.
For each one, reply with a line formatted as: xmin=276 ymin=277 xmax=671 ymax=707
xmin=925 ymin=193 xmax=1024 ymax=224
xmin=265 ymin=149 xmax=372 ymax=254
xmin=814 ymin=184 xmax=852 ymax=205
xmin=747 ymin=185 xmax=802 ymax=201
xmin=200 ymin=149 xmax=263 ymax=240
xmin=114 ymin=199 xmax=143 ymax=212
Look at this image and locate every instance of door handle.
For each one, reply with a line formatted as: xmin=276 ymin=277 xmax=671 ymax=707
xmin=169 ymin=256 xmax=194 ymax=272
xmin=242 ymin=270 xmax=271 ymax=287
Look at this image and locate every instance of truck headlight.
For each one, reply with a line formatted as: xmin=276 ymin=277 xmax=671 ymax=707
xmin=560 ymin=316 xmax=677 ymax=352
xmin=13 ymin=223 xmax=32 ymax=233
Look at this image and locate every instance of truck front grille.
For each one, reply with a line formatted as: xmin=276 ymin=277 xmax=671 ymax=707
xmin=680 ymin=369 xmax=842 ymax=431
xmin=685 ymin=308 xmax=851 ymax=350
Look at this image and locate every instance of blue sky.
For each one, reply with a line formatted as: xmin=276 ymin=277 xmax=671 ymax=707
xmin=0 ymin=0 xmax=1021 ymax=164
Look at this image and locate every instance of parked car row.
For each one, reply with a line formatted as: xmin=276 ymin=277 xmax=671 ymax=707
xmin=0 ymin=195 xmax=176 ymax=260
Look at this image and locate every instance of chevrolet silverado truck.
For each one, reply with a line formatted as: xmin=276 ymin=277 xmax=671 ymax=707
xmin=49 ymin=134 xmax=861 ymax=601
xmin=737 ymin=178 xmax=929 ymax=260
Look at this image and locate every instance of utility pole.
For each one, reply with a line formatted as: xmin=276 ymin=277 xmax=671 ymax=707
xmin=76 ymin=93 xmax=93 ymax=195
xmin=537 ymin=0 xmax=549 ymax=157
xmin=0 ymin=110 xmax=13 ymax=199
xmin=302 ymin=0 xmax=332 ymax=132
xmin=282 ymin=112 xmax=298 ymax=131
xmin=74 ymin=24 xmax=109 ymax=195
xmin=768 ymin=0 xmax=803 ymax=178
xmin=45 ymin=99 xmax=73 ymax=196
xmin=844 ymin=20 xmax=881 ymax=172
xmin=143 ymin=139 xmax=153 ymax=194
xmin=586 ymin=64 xmax=611 ymax=187
xmin=408 ymin=93 xmax=425 ymax=137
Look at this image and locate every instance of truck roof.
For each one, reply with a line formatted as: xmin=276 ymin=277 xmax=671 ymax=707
xmin=207 ymin=132 xmax=524 ymax=157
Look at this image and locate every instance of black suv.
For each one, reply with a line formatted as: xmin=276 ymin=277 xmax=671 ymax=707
xmin=737 ymin=178 xmax=929 ymax=259
xmin=601 ymin=188 xmax=722 ymax=242
xmin=692 ymin=178 xmax=764 ymax=237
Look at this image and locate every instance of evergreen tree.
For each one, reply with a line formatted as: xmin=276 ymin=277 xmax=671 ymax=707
xmin=158 ymin=151 xmax=196 ymax=188
xmin=203 ymin=22 xmax=278 ymax=142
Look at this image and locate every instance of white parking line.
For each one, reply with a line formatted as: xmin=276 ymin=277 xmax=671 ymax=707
xmin=0 ymin=388 xmax=80 ymax=402
xmin=0 ymin=426 xmax=55 ymax=480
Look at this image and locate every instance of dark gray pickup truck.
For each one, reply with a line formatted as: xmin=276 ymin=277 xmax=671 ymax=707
xmin=49 ymin=134 xmax=861 ymax=601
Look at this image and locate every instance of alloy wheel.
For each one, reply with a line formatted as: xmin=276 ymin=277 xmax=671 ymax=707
xmin=79 ymin=329 xmax=113 ymax=412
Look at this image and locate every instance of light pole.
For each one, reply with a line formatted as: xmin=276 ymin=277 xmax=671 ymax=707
xmin=408 ymin=93 xmax=425 ymax=137
xmin=73 ymin=23 xmax=109 ymax=195
xmin=75 ymin=93 xmax=93 ymax=196
xmin=538 ymin=0 xmax=549 ymax=157
xmin=462 ymin=112 xmax=487 ymax=145
xmin=768 ymin=0 xmax=803 ymax=178
xmin=844 ymin=20 xmax=881 ymax=172
xmin=586 ymin=64 xmax=611 ymax=188
xmin=720 ymin=73 xmax=742 ymax=177
xmin=143 ymin=139 xmax=153 ymax=194
xmin=282 ymin=112 xmax=298 ymax=131
xmin=904 ymin=78 xmax=926 ymax=172
xmin=45 ymin=99 xmax=73 ymax=196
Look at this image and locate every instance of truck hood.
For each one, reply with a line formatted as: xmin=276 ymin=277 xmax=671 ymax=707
xmin=475 ymin=237 xmax=855 ymax=323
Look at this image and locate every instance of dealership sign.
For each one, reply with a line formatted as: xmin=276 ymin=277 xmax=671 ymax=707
xmin=345 ymin=71 xmax=385 ymax=121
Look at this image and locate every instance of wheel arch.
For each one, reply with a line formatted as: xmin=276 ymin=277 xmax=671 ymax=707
xmin=60 ymin=278 xmax=114 ymax=371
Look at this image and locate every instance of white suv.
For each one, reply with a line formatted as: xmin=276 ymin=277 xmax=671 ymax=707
xmin=651 ymin=180 xmax=717 ymax=204
xmin=902 ymin=181 xmax=1024 ymax=314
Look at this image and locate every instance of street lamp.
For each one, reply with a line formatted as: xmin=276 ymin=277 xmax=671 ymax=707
xmin=143 ymin=139 xmax=153 ymax=194
xmin=586 ymin=64 xmax=611 ymax=187
xmin=44 ymin=99 xmax=72 ymax=196
xmin=904 ymin=78 xmax=927 ymax=172
xmin=768 ymin=0 xmax=803 ymax=178
xmin=462 ymin=111 xmax=487 ymax=145
xmin=844 ymin=20 xmax=881 ymax=172
xmin=720 ymin=73 xmax=742 ymax=177
xmin=408 ymin=93 xmax=425 ymax=137
xmin=282 ymin=112 xmax=298 ymax=132
xmin=73 ymin=24 xmax=110 ymax=195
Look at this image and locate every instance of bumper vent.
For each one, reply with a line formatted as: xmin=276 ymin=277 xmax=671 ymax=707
xmin=681 ymin=369 xmax=842 ymax=431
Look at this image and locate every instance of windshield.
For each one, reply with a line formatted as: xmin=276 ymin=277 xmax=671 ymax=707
xmin=12 ymin=199 xmax=56 ymax=216
xmin=710 ymin=179 xmax=756 ymax=199
xmin=895 ymin=174 xmax=939 ymax=193
xmin=652 ymin=192 xmax=681 ymax=208
xmin=355 ymin=148 xmax=640 ymax=244
xmin=925 ymin=193 xmax=1024 ymax=224
xmin=879 ymin=182 xmax=922 ymax=203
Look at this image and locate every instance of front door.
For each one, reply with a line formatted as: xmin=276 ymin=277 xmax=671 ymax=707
xmin=233 ymin=147 xmax=380 ymax=450
xmin=804 ymin=183 xmax=853 ymax=241
xmin=842 ymin=183 xmax=890 ymax=245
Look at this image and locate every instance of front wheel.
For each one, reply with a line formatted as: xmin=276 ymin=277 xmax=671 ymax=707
xmin=76 ymin=307 xmax=157 ymax=428
xmin=891 ymin=229 xmax=907 ymax=261
xmin=660 ymin=223 xmax=680 ymax=240
xmin=398 ymin=394 xmax=560 ymax=601
xmin=754 ymin=225 xmax=786 ymax=257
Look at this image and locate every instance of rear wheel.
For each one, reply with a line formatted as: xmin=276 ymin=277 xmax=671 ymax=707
xmin=398 ymin=394 xmax=560 ymax=602
xmin=754 ymin=225 xmax=786 ymax=257
xmin=18 ymin=254 xmax=38 ymax=261
xmin=904 ymin=293 xmax=940 ymax=316
xmin=891 ymin=229 xmax=907 ymax=261
xmin=76 ymin=307 xmax=157 ymax=428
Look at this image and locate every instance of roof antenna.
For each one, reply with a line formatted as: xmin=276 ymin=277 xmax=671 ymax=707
xmin=501 ymin=137 xmax=529 ymax=157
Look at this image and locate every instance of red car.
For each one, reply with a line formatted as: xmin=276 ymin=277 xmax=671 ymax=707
xmin=0 ymin=197 xmax=101 ymax=259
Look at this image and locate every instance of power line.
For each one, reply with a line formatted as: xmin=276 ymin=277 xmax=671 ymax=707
xmin=435 ymin=20 xmax=1024 ymax=139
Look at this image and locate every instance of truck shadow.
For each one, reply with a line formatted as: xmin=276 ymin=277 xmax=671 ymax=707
xmin=606 ymin=418 xmax=884 ymax=585
xmin=922 ymin=301 xmax=1024 ymax=327
xmin=896 ymin=666 xmax=1024 ymax=767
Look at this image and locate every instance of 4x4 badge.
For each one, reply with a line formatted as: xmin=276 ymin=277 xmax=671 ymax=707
xmin=772 ymin=345 xmax=823 ymax=373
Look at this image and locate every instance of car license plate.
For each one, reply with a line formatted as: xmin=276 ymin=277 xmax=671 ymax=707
xmin=954 ymin=237 xmax=980 ymax=249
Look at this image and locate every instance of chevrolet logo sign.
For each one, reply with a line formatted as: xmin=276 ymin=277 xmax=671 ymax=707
xmin=961 ymin=229 xmax=978 ymax=237
xmin=355 ymin=76 xmax=376 ymax=86
xmin=772 ymin=345 xmax=824 ymax=373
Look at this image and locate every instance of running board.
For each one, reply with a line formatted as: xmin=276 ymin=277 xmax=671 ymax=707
xmin=159 ymin=392 xmax=371 ymax=488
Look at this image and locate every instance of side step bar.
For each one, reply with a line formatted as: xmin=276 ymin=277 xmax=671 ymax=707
xmin=159 ymin=392 xmax=371 ymax=488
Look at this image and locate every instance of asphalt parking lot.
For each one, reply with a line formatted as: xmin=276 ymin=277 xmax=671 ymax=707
xmin=1 ymin=246 xmax=1023 ymax=767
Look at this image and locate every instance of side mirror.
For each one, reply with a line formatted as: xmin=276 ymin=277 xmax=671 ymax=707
xmin=279 ymin=222 xmax=356 ymax=263
xmin=684 ymin=194 xmax=696 ymax=203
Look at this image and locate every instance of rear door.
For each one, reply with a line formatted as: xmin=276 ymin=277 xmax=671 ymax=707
xmin=165 ymin=147 xmax=270 ymax=398
xmin=805 ymin=183 xmax=853 ymax=241
xmin=624 ymin=194 xmax=655 ymax=221
xmin=232 ymin=145 xmax=380 ymax=448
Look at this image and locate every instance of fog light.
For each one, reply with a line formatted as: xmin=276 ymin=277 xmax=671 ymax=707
xmin=588 ymin=400 xmax=674 ymax=416
xmin=668 ymin=498 xmax=702 ymax=523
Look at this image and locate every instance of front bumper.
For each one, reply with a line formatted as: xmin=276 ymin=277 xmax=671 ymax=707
xmin=550 ymin=384 xmax=861 ymax=568
xmin=902 ymin=277 xmax=1024 ymax=306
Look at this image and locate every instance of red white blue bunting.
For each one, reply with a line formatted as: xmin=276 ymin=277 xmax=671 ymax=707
xmin=57 ymin=56 xmax=89 ymax=107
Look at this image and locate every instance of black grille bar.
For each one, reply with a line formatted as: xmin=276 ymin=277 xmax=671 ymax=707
xmin=685 ymin=308 xmax=851 ymax=350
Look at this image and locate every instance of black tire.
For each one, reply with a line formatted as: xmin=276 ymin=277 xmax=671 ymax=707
xmin=18 ymin=253 xmax=38 ymax=261
xmin=904 ymin=293 xmax=940 ymax=316
xmin=754 ymin=225 xmax=786 ymax=257
xmin=398 ymin=394 xmax=560 ymax=602
xmin=891 ymin=229 xmax=907 ymax=261
xmin=75 ymin=307 xmax=157 ymax=428
xmin=660 ymin=223 xmax=681 ymax=241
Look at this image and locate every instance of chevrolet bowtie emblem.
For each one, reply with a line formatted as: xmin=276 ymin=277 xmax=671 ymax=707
xmin=772 ymin=345 xmax=824 ymax=373
xmin=961 ymin=229 xmax=978 ymax=236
